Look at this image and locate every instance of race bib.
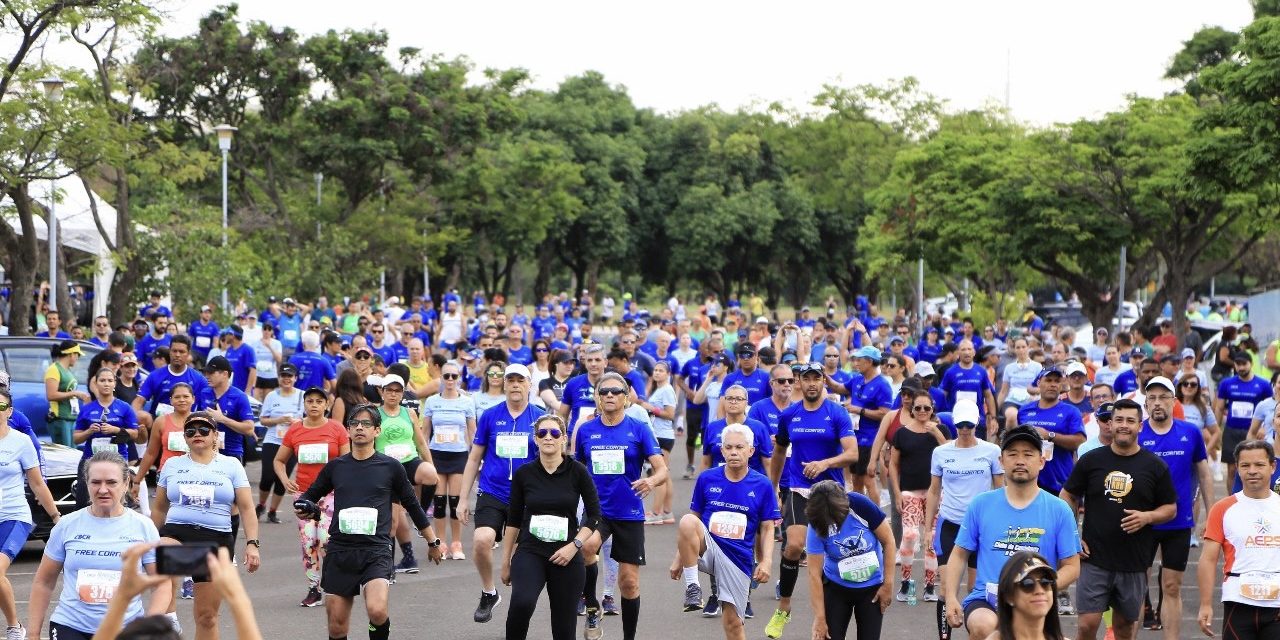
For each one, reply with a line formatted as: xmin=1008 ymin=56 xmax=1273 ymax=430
xmin=495 ymin=434 xmax=528 ymax=459
xmin=195 ymin=336 xmax=212 ymax=349
xmin=1232 ymin=401 xmax=1256 ymax=419
xmin=338 ymin=506 xmax=378 ymax=535
xmin=76 ymin=569 xmax=120 ymax=604
xmin=590 ymin=448 xmax=625 ymax=475
xmin=433 ymin=425 xmax=463 ymax=445
xmin=708 ymin=511 xmax=748 ymax=540
xmin=956 ymin=391 xmax=978 ymax=405
xmin=1240 ymin=571 xmax=1280 ymax=602
xmin=155 ymin=403 xmax=175 ymax=417
xmin=283 ymin=329 xmax=299 ymax=342
xmin=851 ymin=412 xmax=860 ymax=432
xmin=91 ymin=438 xmax=117 ymax=454
xmin=385 ymin=443 xmax=414 ymax=462
xmin=837 ymin=551 xmax=879 ymax=583
xmin=256 ymin=359 xmax=272 ymax=371
xmin=985 ymin=581 xmax=1000 ymax=608
xmin=529 ymin=514 xmax=569 ymax=542
xmin=275 ymin=423 xmax=290 ymax=439
xmin=1008 ymin=387 xmax=1030 ymax=404
xmin=177 ymin=483 xmax=214 ymax=509
xmin=166 ymin=431 xmax=189 ymax=453
xmin=298 ymin=443 xmax=328 ymax=465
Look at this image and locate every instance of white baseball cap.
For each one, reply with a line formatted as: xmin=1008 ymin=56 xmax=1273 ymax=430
xmin=504 ymin=363 xmax=531 ymax=379
xmin=914 ymin=361 xmax=936 ymax=378
xmin=380 ymin=374 xmax=406 ymax=388
xmin=1063 ymin=361 xmax=1088 ymax=377
xmin=1145 ymin=376 xmax=1175 ymax=394
xmin=952 ymin=400 xmax=980 ymax=427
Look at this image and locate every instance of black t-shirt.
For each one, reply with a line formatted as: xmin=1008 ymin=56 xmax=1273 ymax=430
xmin=539 ymin=376 xmax=569 ymax=403
xmin=891 ymin=427 xmax=939 ymax=492
xmin=508 ymin=457 xmax=600 ymax=559
xmin=300 ymin=452 xmax=430 ymax=549
xmin=1062 ymin=446 xmax=1176 ymax=572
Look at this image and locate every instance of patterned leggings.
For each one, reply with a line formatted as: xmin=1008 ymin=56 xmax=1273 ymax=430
xmin=297 ymin=493 xmax=334 ymax=588
xmin=899 ymin=489 xmax=937 ymax=586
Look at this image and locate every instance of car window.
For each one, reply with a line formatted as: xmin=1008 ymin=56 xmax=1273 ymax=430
xmin=0 ymin=346 xmax=91 ymax=385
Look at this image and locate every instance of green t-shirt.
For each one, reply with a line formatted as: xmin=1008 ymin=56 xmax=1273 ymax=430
xmin=374 ymin=406 xmax=418 ymax=462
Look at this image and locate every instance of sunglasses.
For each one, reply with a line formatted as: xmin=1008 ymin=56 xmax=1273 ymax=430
xmin=1180 ymin=381 xmax=1199 ymax=387
xmin=1016 ymin=576 xmax=1055 ymax=593
xmin=598 ymin=387 xmax=627 ymax=397
xmin=535 ymin=347 xmax=549 ymax=353
xmin=911 ymin=405 xmax=934 ymax=413
xmin=442 ymin=373 xmax=460 ymax=380
xmin=486 ymin=372 xmax=503 ymax=378
xmin=536 ymin=428 xmax=563 ymax=439
xmin=372 ymin=329 xmax=384 ymax=334
xmin=620 ymin=340 xmax=636 ymax=345
xmin=309 ymin=324 xmax=320 ymax=329
xmin=184 ymin=425 xmax=214 ymax=437
xmin=774 ymin=378 xmax=795 ymax=384
xmin=0 ymin=402 xmax=9 ymax=412
xmin=355 ymin=352 xmax=372 ymax=360
xmin=347 ymin=419 xmax=376 ymax=428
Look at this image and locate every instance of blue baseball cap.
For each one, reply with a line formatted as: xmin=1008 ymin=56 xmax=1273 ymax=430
xmin=1033 ymin=366 xmax=1064 ymax=385
xmin=852 ymin=346 xmax=882 ymax=361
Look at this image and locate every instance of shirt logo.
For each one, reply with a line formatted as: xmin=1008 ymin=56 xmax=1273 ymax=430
xmin=993 ymin=526 xmax=1045 ymax=556
xmin=708 ymin=487 xmax=722 ymax=494
xmin=1103 ymin=471 xmax=1134 ymax=503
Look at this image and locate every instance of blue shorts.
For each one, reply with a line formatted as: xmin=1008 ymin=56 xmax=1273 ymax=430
xmin=0 ymin=521 xmax=34 ymax=560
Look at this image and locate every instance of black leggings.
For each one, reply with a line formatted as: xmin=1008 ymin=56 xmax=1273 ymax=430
xmin=822 ymin=579 xmax=884 ymax=640
xmin=257 ymin=443 xmax=296 ymax=495
xmin=1223 ymin=600 xmax=1280 ymax=640
xmin=505 ymin=548 xmax=585 ymax=640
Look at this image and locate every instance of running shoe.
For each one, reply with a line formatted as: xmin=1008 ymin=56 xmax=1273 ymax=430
xmin=602 ymin=594 xmax=619 ymax=616
xmin=474 ymin=591 xmax=502 ymax=623
xmin=645 ymin=512 xmax=663 ymax=525
xmin=744 ymin=601 xmax=754 ymax=619
xmin=266 ymin=511 xmax=281 ymax=524
xmin=702 ymin=597 xmax=720 ymax=617
xmin=923 ymin=584 xmax=939 ymax=602
xmin=1142 ymin=602 xmax=1161 ymax=630
xmin=764 ymin=609 xmax=790 ymax=639
xmin=662 ymin=512 xmax=675 ymax=524
xmin=394 ymin=553 xmax=419 ymax=574
xmin=300 ymin=586 xmax=323 ymax=607
xmin=896 ymin=579 xmax=911 ymax=602
xmin=6 ymin=624 xmax=25 ymax=640
xmin=450 ymin=541 xmax=466 ymax=560
xmin=584 ymin=606 xmax=603 ymax=640
xmin=1057 ymin=591 xmax=1076 ymax=616
xmin=683 ymin=583 xmax=703 ymax=612
xmin=181 ymin=577 xmax=195 ymax=600
xmin=254 ymin=504 xmax=265 ymax=520
xmin=683 ymin=464 xmax=695 ymax=480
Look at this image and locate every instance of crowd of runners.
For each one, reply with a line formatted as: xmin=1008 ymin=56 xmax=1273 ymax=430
xmin=0 ymin=290 xmax=1276 ymax=640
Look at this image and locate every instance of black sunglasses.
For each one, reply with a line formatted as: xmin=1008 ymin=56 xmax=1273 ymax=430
xmin=598 ymin=387 xmax=627 ymax=397
xmin=536 ymin=428 xmax=563 ymax=439
xmin=1016 ymin=577 xmax=1055 ymax=593
xmin=184 ymin=425 xmax=214 ymax=437
xmin=355 ymin=353 xmax=372 ymax=360
xmin=442 ymin=373 xmax=460 ymax=380
xmin=910 ymin=405 xmax=933 ymax=413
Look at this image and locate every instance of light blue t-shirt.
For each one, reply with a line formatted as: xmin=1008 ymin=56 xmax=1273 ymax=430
xmin=1253 ymin=398 xmax=1277 ymax=440
xmin=648 ymin=384 xmax=678 ymax=439
xmin=805 ymin=491 xmax=888 ymax=589
xmin=157 ymin=454 xmax=249 ymax=532
xmin=0 ymin=430 xmax=39 ymax=524
xmin=472 ymin=393 xmax=506 ymax=416
xmin=1000 ymin=361 xmax=1043 ymax=405
xmin=955 ymin=489 xmax=1080 ymax=608
xmin=929 ymin=440 xmax=1003 ymax=525
xmin=423 ymin=394 xmax=476 ymax=453
xmin=46 ymin=509 xmax=159 ymax=633
xmin=259 ymin=389 xmax=304 ymax=446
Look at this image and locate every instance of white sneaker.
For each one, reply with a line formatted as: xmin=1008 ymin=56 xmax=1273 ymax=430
xmin=879 ymin=489 xmax=891 ymax=508
xmin=6 ymin=624 xmax=25 ymax=640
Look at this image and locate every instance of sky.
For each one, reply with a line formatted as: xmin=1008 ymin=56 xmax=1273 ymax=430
xmin=43 ymin=1 xmax=1265 ymax=125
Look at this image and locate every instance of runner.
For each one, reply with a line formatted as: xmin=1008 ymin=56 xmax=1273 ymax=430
xmin=501 ymin=414 xmax=600 ymax=640
xmin=804 ymin=479 xmax=897 ymax=640
xmin=841 ymin=347 xmax=893 ymax=500
xmin=997 ymin=337 xmax=1042 ymax=432
xmin=73 ymin=367 xmax=140 ymax=507
xmin=574 ymin=371 xmax=669 ymax=640
xmin=422 ymin=361 xmax=476 ymax=560
xmin=255 ymin=363 xmax=302 ymax=523
xmin=251 ymin=322 xmax=283 ymax=402
xmin=940 ymin=340 xmax=1000 ymax=441
xmin=294 ymin=403 xmax=444 ymax=640
xmin=366 ymin=373 xmax=436 ymax=574
xmin=1059 ymin=398 xmax=1177 ymax=640
xmin=133 ymin=336 xmax=213 ymax=420
xmin=1215 ymin=352 xmax=1274 ymax=484
xmin=1016 ymin=367 xmax=1086 ymax=500
xmin=703 ymin=385 xmax=774 ymax=475
xmin=672 ymin=424 xmax=778 ymax=640
xmin=942 ymin=425 xmax=1081 ymax=640
xmin=990 ymin=552 xmax=1069 ymax=640
xmin=721 ymin=342 xmax=771 ymax=410
xmin=458 ymin=363 xmax=546 ymax=624
xmin=765 ymin=362 xmax=859 ymax=639
xmin=641 ymin=362 xmax=678 ymax=525
xmin=203 ymin=356 xmax=256 ymax=464
xmin=1197 ymin=439 xmax=1280 ymax=639
xmin=273 ymin=386 xmax=351 ymax=606
xmin=888 ymin=389 xmax=949 ymax=604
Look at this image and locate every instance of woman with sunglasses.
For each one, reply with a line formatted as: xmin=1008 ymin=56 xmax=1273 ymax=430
xmin=274 ymin=386 xmax=350 ymax=607
xmin=152 ymin=412 xmax=261 ymax=640
xmin=644 ymin=362 xmax=678 ymax=525
xmin=0 ymin=389 xmax=60 ymax=640
xmin=990 ymin=552 xmax=1067 ymax=640
xmin=73 ymin=368 xmax=140 ymax=507
xmin=538 ymin=350 xmax=577 ymax=414
xmin=804 ymin=479 xmax=897 ymax=640
xmin=474 ymin=361 xmax=509 ymax=415
xmin=501 ymin=414 xmax=600 ymax=640
xmin=529 ymin=340 xmax=554 ymax=401
xmin=882 ymin=354 xmax=908 ymax=398
xmin=1177 ymin=374 xmax=1217 ymax=435
xmin=423 ymin=362 xmax=476 ymax=560
xmin=256 ymin=363 xmax=303 ymax=524
xmin=888 ymin=392 xmax=948 ymax=605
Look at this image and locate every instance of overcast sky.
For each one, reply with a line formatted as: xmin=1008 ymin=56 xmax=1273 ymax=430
xmin=129 ymin=1 xmax=1263 ymax=124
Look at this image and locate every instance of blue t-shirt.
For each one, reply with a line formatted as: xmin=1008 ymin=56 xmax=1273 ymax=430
xmin=561 ymin=374 xmax=598 ymax=432
xmin=277 ymin=312 xmax=304 ymax=349
xmin=288 ymin=351 xmax=336 ymax=393
xmin=388 ymin=342 xmax=410 ymax=365
xmin=1016 ymin=401 xmax=1085 ymax=493
xmin=137 ymin=366 xmax=214 ymax=413
xmin=74 ymin=399 xmax=138 ymax=460
xmin=776 ymin=399 xmax=856 ymax=489
xmin=680 ymin=359 xmax=710 ymax=410
xmin=955 ymin=489 xmax=1080 ymax=608
xmin=805 ymin=492 xmax=888 ymax=589
xmin=747 ymin=398 xmax=794 ymax=436
xmin=0 ymin=430 xmax=39 ymax=523
xmin=46 ymin=509 xmax=160 ymax=633
xmin=507 ymin=345 xmax=533 ymax=366
xmin=693 ymin=467 xmax=780 ymax=576
xmin=213 ymin=386 xmax=255 ymax=457
xmin=423 ymin=394 xmax=475 ymax=454
xmin=157 ymin=453 xmax=249 ymax=531
xmin=187 ymin=320 xmax=221 ymax=358
xmin=135 ymin=333 xmax=172 ymax=372
xmin=722 ymin=368 xmax=772 ymax=407
xmin=917 ymin=342 xmax=942 ymax=364
xmin=575 ymin=415 xmax=662 ymax=521
xmin=702 ymin=418 xmax=774 ymax=474
xmin=622 ymin=369 xmax=648 ymax=401
xmin=35 ymin=330 xmax=73 ymax=339
xmin=1218 ymin=375 xmax=1274 ymax=430
xmin=224 ymin=343 xmax=256 ymax=391
xmin=940 ymin=363 xmax=995 ymax=434
xmin=1113 ymin=369 xmax=1138 ymax=396
xmin=1139 ymin=419 xmax=1207 ymax=530
xmin=847 ymin=374 xmax=893 ymax=447
xmin=473 ymin=403 xmax=545 ymax=504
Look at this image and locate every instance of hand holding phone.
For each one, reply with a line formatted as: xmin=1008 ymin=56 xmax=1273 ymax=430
xmin=155 ymin=543 xmax=218 ymax=581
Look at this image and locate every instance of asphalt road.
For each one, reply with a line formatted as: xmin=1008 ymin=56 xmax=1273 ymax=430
xmin=7 ymin=460 xmax=1228 ymax=640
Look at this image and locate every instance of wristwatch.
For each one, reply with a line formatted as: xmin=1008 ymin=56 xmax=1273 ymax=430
xmin=1047 ymin=431 xmax=1056 ymax=442
xmin=573 ymin=538 xmax=584 ymax=549
xmin=428 ymin=538 xmax=443 ymax=548
xmin=246 ymin=539 xmax=260 ymax=548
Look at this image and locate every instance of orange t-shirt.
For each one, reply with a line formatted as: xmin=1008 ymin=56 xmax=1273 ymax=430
xmin=282 ymin=420 xmax=349 ymax=493
xmin=156 ymin=413 xmax=190 ymax=471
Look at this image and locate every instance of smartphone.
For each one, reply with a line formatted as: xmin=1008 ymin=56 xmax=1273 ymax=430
xmin=155 ymin=543 xmax=217 ymax=580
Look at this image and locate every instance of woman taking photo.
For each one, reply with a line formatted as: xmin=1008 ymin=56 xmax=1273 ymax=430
xmin=422 ymin=362 xmax=476 ymax=560
xmin=805 ymin=479 xmax=897 ymax=640
xmin=473 ymin=361 xmax=508 ymax=415
xmin=45 ymin=340 xmax=90 ymax=447
xmin=273 ymin=387 xmax=350 ymax=607
xmin=0 ymin=389 xmax=60 ymax=640
xmin=255 ymin=363 xmax=303 ymax=524
xmin=888 ymin=392 xmax=948 ymax=604
xmin=28 ymin=451 xmax=167 ymax=640
xmin=501 ymin=415 xmax=600 ymax=640
xmin=152 ymin=412 xmax=261 ymax=640
xmin=73 ymin=368 xmax=140 ymax=507
xmin=989 ymin=551 xmax=1066 ymax=640
xmin=538 ymin=350 xmax=576 ymax=414
xmin=642 ymin=361 xmax=678 ymax=524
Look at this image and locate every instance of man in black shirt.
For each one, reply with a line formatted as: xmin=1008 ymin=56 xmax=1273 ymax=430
xmin=298 ymin=404 xmax=444 ymax=640
xmin=1059 ymin=398 xmax=1177 ymax=640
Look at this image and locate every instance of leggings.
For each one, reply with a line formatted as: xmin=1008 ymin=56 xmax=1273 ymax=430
xmin=822 ymin=580 xmax=884 ymax=640
xmin=1222 ymin=600 xmax=1280 ymax=640
xmin=505 ymin=548 xmax=585 ymax=640
xmin=258 ymin=443 xmax=296 ymax=495
xmin=297 ymin=493 xmax=333 ymax=588
xmin=49 ymin=621 xmax=94 ymax=640
xmin=899 ymin=489 xmax=937 ymax=585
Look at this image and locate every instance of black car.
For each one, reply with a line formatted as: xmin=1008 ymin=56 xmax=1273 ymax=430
xmin=24 ymin=442 xmax=83 ymax=541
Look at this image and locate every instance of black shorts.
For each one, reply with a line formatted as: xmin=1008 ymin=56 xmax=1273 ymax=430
xmin=321 ymin=545 xmax=394 ymax=597
xmin=937 ymin=519 xmax=978 ymax=568
xmin=474 ymin=492 xmax=510 ymax=541
xmin=782 ymin=491 xmax=809 ymax=529
xmin=255 ymin=377 xmax=279 ymax=390
xmin=49 ymin=621 xmax=95 ymax=640
xmin=964 ymin=598 xmax=995 ymax=623
xmin=403 ymin=458 xmax=425 ymax=483
xmin=430 ymin=449 xmax=468 ymax=475
xmin=686 ymin=407 xmax=704 ymax=440
xmin=850 ymin=445 xmax=872 ymax=476
xmin=158 ymin=523 xmax=234 ymax=583
xmin=1223 ymin=428 xmax=1249 ymax=464
xmin=596 ymin=518 xmax=646 ymax=565
xmin=1149 ymin=527 xmax=1191 ymax=573
xmin=657 ymin=437 xmax=675 ymax=452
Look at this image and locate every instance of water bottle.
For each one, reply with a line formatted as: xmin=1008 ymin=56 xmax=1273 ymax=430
xmin=907 ymin=579 xmax=918 ymax=606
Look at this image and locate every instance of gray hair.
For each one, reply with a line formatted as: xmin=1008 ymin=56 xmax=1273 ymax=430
xmin=595 ymin=372 xmax=628 ymax=395
xmin=86 ymin=450 xmax=130 ymax=484
xmin=720 ymin=423 xmax=755 ymax=447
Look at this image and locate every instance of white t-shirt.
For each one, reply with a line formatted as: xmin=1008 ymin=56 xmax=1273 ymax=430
xmin=649 ymin=384 xmax=677 ymax=439
xmin=930 ymin=440 xmax=1003 ymax=524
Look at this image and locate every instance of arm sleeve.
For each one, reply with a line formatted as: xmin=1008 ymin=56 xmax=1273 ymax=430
xmin=577 ymin=462 xmax=601 ymax=531
xmin=775 ymin=412 xmax=791 ymax=447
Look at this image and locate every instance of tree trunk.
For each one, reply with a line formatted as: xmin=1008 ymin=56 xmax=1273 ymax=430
xmin=585 ymin=262 xmax=601 ymax=299
xmin=2 ymin=186 xmax=42 ymax=335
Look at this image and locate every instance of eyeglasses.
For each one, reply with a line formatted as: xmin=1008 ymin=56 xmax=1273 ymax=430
xmin=773 ymin=378 xmax=795 ymax=385
xmin=0 ymin=402 xmax=10 ymax=412
xmin=536 ymin=428 xmax=563 ymax=439
xmin=911 ymin=405 xmax=934 ymax=413
xmin=355 ymin=353 xmax=371 ymax=360
xmin=1016 ymin=577 xmax=1055 ymax=593
xmin=598 ymin=387 xmax=627 ymax=397
xmin=383 ymin=386 xmax=404 ymax=393
xmin=442 ymin=373 xmax=460 ymax=380
xmin=184 ymin=425 xmax=214 ymax=437
xmin=724 ymin=396 xmax=747 ymax=402
xmin=347 ymin=419 xmax=376 ymax=429
xmin=372 ymin=329 xmax=384 ymax=334
xmin=535 ymin=347 xmax=549 ymax=353
xmin=620 ymin=340 xmax=636 ymax=345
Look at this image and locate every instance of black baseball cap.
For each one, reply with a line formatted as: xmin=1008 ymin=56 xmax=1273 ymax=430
xmin=736 ymin=342 xmax=757 ymax=357
xmin=1001 ymin=424 xmax=1044 ymax=451
xmin=279 ymin=363 xmax=299 ymax=377
xmin=205 ymin=356 xmax=232 ymax=374
xmin=303 ymin=386 xmax=328 ymax=401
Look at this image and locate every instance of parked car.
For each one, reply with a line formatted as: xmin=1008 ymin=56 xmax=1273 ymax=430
xmin=25 ymin=442 xmax=83 ymax=541
xmin=0 ymin=337 xmax=101 ymax=439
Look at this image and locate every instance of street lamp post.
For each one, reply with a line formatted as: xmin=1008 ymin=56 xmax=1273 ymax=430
xmin=40 ymin=76 xmax=64 ymax=312
xmin=213 ymin=124 xmax=237 ymax=314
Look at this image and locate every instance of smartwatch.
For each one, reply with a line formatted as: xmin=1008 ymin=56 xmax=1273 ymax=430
xmin=246 ymin=539 xmax=261 ymax=548
xmin=573 ymin=538 xmax=584 ymax=549
xmin=428 ymin=538 xmax=443 ymax=548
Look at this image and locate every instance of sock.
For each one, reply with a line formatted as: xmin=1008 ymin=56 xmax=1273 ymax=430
xmin=400 ymin=541 xmax=414 ymax=558
xmin=483 ymin=588 xmax=497 ymax=596
xmin=165 ymin=611 xmax=181 ymax=634
xmin=779 ymin=558 xmax=800 ymax=599
xmin=583 ymin=562 xmax=600 ymax=609
xmin=369 ymin=618 xmax=390 ymax=640
xmin=621 ymin=596 xmax=639 ymax=640
xmin=683 ymin=566 xmax=700 ymax=587
xmin=419 ymin=483 xmax=437 ymax=511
